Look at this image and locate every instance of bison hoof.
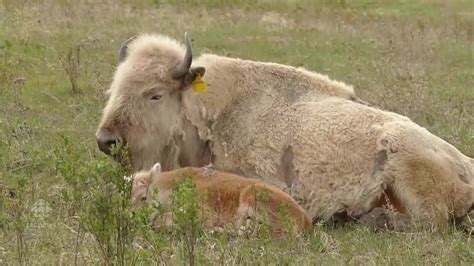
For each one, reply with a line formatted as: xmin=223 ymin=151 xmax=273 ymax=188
xmin=358 ymin=207 xmax=411 ymax=232
xmin=456 ymin=211 xmax=474 ymax=235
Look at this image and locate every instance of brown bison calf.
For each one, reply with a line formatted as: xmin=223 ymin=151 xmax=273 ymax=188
xmin=131 ymin=163 xmax=312 ymax=236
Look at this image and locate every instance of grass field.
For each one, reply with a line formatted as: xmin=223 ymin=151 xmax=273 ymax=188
xmin=1 ymin=0 xmax=473 ymax=264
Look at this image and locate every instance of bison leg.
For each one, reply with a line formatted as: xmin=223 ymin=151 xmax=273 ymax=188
xmin=358 ymin=207 xmax=412 ymax=231
xmin=455 ymin=210 xmax=474 ymax=235
xmin=372 ymin=150 xmax=453 ymax=229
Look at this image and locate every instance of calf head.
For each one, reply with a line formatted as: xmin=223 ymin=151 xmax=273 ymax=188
xmin=131 ymin=162 xmax=162 ymax=208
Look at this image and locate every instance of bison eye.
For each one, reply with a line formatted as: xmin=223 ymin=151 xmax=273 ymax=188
xmin=150 ymin=95 xmax=162 ymax=101
xmin=458 ymin=173 xmax=468 ymax=184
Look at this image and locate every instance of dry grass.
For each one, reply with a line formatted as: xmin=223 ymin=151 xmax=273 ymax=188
xmin=0 ymin=0 xmax=473 ymax=264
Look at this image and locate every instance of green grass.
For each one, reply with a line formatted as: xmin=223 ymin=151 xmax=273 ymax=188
xmin=1 ymin=0 xmax=473 ymax=264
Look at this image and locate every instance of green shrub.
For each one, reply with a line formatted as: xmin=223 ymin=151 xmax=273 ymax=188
xmin=170 ymin=174 xmax=203 ymax=266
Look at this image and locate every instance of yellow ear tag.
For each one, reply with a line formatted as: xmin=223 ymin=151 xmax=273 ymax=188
xmin=192 ymin=76 xmax=207 ymax=93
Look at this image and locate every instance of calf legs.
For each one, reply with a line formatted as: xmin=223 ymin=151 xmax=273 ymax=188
xmin=237 ymin=183 xmax=311 ymax=236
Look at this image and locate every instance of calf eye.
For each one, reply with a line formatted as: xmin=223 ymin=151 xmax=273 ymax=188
xmin=140 ymin=197 xmax=147 ymax=202
xmin=150 ymin=95 xmax=162 ymax=101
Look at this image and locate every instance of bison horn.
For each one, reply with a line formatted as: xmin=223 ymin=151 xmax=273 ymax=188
xmin=118 ymin=36 xmax=137 ymax=64
xmin=171 ymin=32 xmax=193 ymax=80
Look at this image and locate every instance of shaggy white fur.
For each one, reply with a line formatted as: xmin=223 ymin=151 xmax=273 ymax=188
xmin=97 ymin=34 xmax=473 ymax=229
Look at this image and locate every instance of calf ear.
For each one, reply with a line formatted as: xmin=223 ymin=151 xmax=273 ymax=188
xmin=103 ymin=89 xmax=112 ymax=99
xmin=151 ymin=163 xmax=162 ymax=183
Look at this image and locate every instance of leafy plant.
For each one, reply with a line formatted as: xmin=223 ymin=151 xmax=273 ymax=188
xmin=54 ymin=136 xmax=145 ymax=265
xmin=170 ymin=173 xmax=203 ymax=266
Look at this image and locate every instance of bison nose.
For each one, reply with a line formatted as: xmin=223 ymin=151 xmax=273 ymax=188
xmin=96 ymin=128 xmax=121 ymax=155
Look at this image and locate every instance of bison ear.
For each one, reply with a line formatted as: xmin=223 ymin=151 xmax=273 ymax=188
xmin=151 ymin=163 xmax=162 ymax=183
xmin=181 ymin=67 xmax=206 ymax=90
xmin=191 ymin=67 xmax=205 ymax=77
xmin=118 ymin=36 xmax=137 ymax=64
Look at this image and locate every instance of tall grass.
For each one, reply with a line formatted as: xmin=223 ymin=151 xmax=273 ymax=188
xmin=0 ymin=0 xmax=472 ymax=264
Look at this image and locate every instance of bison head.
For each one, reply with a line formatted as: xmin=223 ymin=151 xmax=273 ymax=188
xmin=96 ymin=33 xmax=206 ymax=171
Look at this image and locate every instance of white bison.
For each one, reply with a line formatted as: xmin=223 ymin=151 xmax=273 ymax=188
xmin=131 ymin=163 xmax=312 ymax=236
xmin=96 ymin=33 xmax=474 ymax=230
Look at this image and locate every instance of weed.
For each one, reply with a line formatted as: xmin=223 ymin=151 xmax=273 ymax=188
xmin=171 ymin=174 xmax=203 ymax=266
xmin=59 ymin=44 xmax=82 ymax=94
xmin=0 ymin=0 xmax=473 ymax=264
xmin=54 ymin=137 xmax=142 ymax=265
